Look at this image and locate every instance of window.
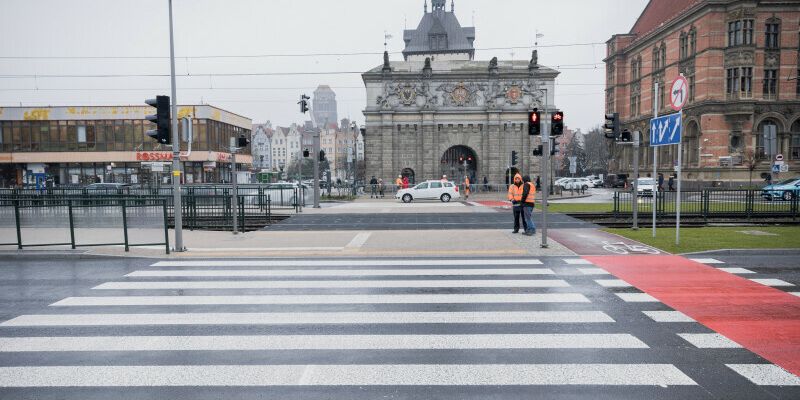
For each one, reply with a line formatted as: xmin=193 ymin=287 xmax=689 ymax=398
xmin=415 ymin=183 xmax=429 ymax=190
xmin=797 ymin=68 xmax=800 ymax=97
xmin=653 ymin=47 xmax=661 ymax=70
xmin=765 ymin=22 xmax=780 ymax=49
xmin=77 ymin=125 xmax=87 ymax=143
xmin=607 ymin=62 xmax=615 ymax=83
xmin=430 ymin=182 xmax=442 ymax=189
xmin=792 ymin=121 xmax=800 ymax=160
xmin=429 ymin=34 xmax=447 ymax=50
xmin=688 ymin=74 xmax=696 ymax=102
xmin=680 ymin=33 xmax=688 ymax=60
xmin=764 ymin=69 xmax=778 ymax=99
xmin=726 ymin=67 xmax=751 ymax=98
xmin=757 ymin=120 xmax=779 ymax=159
xmin=728 ymin=19 xmax=754 ymax=46
xmin=689 ymin=28 xmax=697 ymax=55
xmin=726 ymin=68 xmax=740 ymax=95
xmin=659 ymin=81 xmax=666 ymax=110
xmin=741 ymin=67 xmax=753 ymax=97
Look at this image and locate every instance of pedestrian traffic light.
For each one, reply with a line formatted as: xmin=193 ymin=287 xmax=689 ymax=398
xmin=620 ymin=129 xmax=632 ymax=143
xmin=511 ymin=150 xmax=518 ymax=166
xmin=532 ymin=145 xmax=543 ymax=156
xmin=551 ymin=111 xmax=564 ymax=136
xmin=551 ymin=138 xmax=560 ymax=156
xmin=528 ymin=108 xmax=541 ymax=135
xmin=303 ymin=149 xmax=310 ymax=158
xmin=145 ymin=95 xmax=171 ymax=144
xmin=237 ymin=135 xmax=250 ymax=148
xmin=299 ymin=94 xmax=310 ymax=114
xmin=319 ymin=150 xmax=326 ymax=162
xmin=604 ymin=112 xmax=620 ymax=139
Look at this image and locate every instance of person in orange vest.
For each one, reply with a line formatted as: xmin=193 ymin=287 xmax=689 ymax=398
xmin=507 ymin=173 xmax=527 ymax=233
xmin=464 ymin=176 xmax=471 ymax=200
xmin=395 ymin=175 xmax=403 ymax=191
xmin=521 ymin=175 xmax=536 ymax=236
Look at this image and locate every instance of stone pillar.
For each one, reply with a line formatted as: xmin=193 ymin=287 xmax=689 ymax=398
xmin=421 ymin=112 xmax=435 ymax=180
xmin=380 ymin=112 xmax=395 ymax=181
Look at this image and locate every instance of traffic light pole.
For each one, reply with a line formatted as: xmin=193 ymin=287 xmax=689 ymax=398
xmin=168 ymin=0 xmax=184 ymax=251
xmin=230 ymin=138 xmax=238 ymax=234
xmin=313 ymin=131 xmax=320 ymax=208
xmin=632 ymin=131 xmax=640 ymax=230
xmin=541 ymin=123 xmax=550 ymax=249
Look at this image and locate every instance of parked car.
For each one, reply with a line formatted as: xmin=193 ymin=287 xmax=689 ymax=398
xmin=559 ymin=178 xmax=591 ymax=191
xmin=636 ymin=178 xmax=656 ymax=197
xmin=554 ymin=178 xmax=571 ymax=187
xmin=761 ymin=177 xmax=800 ymax=201
xmin=396 ymin=180 xmax=460 ymax=203
xmin=605 ymin=174 xmax=628 ymax=188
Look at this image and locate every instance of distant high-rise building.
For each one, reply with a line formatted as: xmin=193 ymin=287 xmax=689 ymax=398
xmin=312 ymin=85 xmax=338 ymax=128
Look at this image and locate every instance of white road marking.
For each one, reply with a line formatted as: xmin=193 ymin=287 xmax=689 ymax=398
xmin=125 ymin=268 xmax=556 ymax=278
xmin=0 ymin=364 xmax=697 ymax=386
xmin=718 ymin=267 xmax=755 ymax=274
xmin=791 ymin=292 xmax=800 ymax=297
xmin=0 ymin=334 xmax=647 ymax=352
xmin=0 ymin=311 xmax=615 ymax=327
xmin=689 ymin=258 xmax=724 ymax=264
xmin=51 ymin=293 xmax=591 ymax=307
xmin=749 ymin=279 xmax=795 ymax=287
xmin=188 ymin=247 xmax=344 ymax=252
xmin=564 ymin=259 xmax=592 ymax=265
xmin=152 ymin=259 xmax=543 ymax=267
xmin=345 ymin=232 xmax=371 ymax=249
xmin=642 ymin=311 xmax=695 ymax=323
xmin=677 ymin=333 xmax=741 ymax=348
xmin=93 ymin=279 xmax=571 ymax=290
xmin=726 ymin=364 xmax=800 ymax=386
xmin=615 ymin=293 xmax=659 ymax=303
xmin=578 ymin=268 xmax=609 ymax=275
xmin=594 ymin=279 xmax=633 ymax=288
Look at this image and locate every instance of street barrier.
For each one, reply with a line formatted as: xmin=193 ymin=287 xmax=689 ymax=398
xmin=613 ymin=189 xmax=799 ymax=220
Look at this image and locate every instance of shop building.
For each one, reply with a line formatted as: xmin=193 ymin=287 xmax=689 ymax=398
xmin=0 ymin=105 xmax=252 ymax=187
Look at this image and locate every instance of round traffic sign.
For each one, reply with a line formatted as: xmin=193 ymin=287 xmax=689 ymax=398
xmin=670 ymin=75 xmax=689 ymax=111
xmin=775 ymin=154 xmax=784 ymax=162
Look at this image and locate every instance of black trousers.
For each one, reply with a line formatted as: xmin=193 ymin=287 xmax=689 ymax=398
xmin=513 ymin=205 xmax=528 ymax=232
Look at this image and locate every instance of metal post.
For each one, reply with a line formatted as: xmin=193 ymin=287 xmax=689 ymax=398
xmin=652 ymin=80 xmax=658 ymax=237
xmin=230 ymin=138 xmax=238 ymax=234
xmin=121 ymin=199 xmax=129 ymax=252
xmin=168 ymin=0 xmax=184 ymax=251
xmin=540 ymin=88 xmax=549 ymax=248
xmin=676 ymin=111 xmax=683 ymax=246
xmin=313 ymin=131 xmax=320 ymax=208
xmin=162 ymin=199 xmax=170 ymax=255
xmin=13 ymin=199 xmax=22 ymax=249
xmin=632 ymin=131 xmax=640 ymax=230
xmin=67 ymin=199 xmax=76 ymax=249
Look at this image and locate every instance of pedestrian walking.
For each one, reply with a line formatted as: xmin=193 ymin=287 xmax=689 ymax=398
xmin=535 ymin=175 xmax=541 ymax=190
xmin=369 ymin=176 xmax=378 ymax=198
xmin=395 ymin=175 xmax=403 ymax=192
xmin=507 ymin=173 xmax=527 ymax=234
xmin=464 ymin=176 xmax=470 ymax=200
xmin=668 ymin=175 xmax=675 ymax=191
xmin=402 ymin=176 xmax=409 ymax=189
xmin=483 ymin=176 xmax=489 ymax=192
xmin=521 ymin=175 xmax=536 ymax=236
xmin=378 ymin=178 xmax=385 ymax=198
xmin=658 ymin=173 xmax=664 ymax=192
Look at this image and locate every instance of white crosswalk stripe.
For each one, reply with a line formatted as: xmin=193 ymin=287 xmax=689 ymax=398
xmin=0 ymin=257 xmax=718 ymax=393
xmin=726 ymin=364 xmax=800 ymax=386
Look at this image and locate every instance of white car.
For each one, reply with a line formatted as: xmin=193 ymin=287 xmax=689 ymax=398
xmin=560 ymin=178 xmax=591 ymax=191
xmin=396 ymin=180 xmax=460 ymax=203
xmin=636 ymin=178 xmax=656 ymax=197
xmin=554 ymin=178 xmax=571 ymax=186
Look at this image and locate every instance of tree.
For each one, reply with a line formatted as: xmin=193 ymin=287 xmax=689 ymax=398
xmin=583 ymin=126 xmax=613 ymax=175
xmin=559 ymin=132 xmax=588 ymax=176
xmin=743 ymin=148 xmax=758 ymax=188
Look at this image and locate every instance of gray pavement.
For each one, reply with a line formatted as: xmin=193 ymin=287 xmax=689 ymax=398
xmin=0 ymin=255 xmax=798 ymax=398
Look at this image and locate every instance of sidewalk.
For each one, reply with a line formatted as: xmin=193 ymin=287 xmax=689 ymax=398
xmin=0 ymin=227 xmax=574 ymax=258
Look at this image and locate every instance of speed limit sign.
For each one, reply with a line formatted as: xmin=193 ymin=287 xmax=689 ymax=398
xmin=670 ymin=75 xmax=689 ymax=111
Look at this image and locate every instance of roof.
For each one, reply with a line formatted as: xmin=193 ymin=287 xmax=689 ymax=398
xmin=629 ymin=0 xmax=700 ymax=37
xmin=402 ymin=9 xmax=475 ymax=59
xmin=364 ymin=59 xmax=559 ymax=77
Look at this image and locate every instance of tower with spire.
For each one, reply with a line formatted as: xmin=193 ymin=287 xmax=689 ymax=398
xmin=402 ymin=0 xmax=475 ymax=62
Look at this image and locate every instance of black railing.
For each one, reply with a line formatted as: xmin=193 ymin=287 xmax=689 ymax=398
xmin=0 ymin=195 xmax=170 ymax=253
xmin=613 ymin=189 xmax=799 ymax=220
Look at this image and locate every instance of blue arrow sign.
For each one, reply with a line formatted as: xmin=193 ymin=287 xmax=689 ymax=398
xmin=649 ymin=113 xmax=682 ymax=147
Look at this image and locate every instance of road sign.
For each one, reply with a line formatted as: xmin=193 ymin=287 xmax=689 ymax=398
xmin=772 ymin=164 xmax=781 ymax=173
xmin=780 ymin=164 xmax=789 ymax=173
xmin=670 ymin=75 xmax=689 ymax=111
xmin=568 ymin=156 xmax=577 ymax=175
xmin=649 ymin=113 xmax=682 ymax=147
xmin=775 ymin=154 xmax=784 ymax=162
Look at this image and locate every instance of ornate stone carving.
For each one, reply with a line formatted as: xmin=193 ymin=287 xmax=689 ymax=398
xmin=437 ymin=81 xmax=483 ymax=107
xmin=764 ymin=51 xmax=780 ymax=68
xmin=376 ymin=80 xmax=438 ymax=110
xmin=724 ymin=48 xmax=754 ymax=68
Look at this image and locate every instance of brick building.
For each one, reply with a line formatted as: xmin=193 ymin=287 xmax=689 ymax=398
xmin=605 ymin=0 xmax=800 ymax=186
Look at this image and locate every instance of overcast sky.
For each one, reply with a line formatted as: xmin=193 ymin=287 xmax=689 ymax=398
xmin=0 ymin=0 xmax=648 ymax=131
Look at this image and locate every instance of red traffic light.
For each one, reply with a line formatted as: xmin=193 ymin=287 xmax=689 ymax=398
xmin=530 ymin=113 xmax=539 ymax=123
xmin=552 ymin=112 xmax=563 ymax=122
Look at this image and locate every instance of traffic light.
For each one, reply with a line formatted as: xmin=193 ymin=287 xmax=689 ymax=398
xmin=303 ymin=149 xmax=310 ymax=158
xmin=511 ymin=150 xmax=518 ymax=166
xmin=551 ymin=111 xmax=564 ymax=136
xmin=604 ymin=113 xmax=620 ymax=140
xmin=299 ymin=94 xmax=310 ymax=114
xmin=145 ymin=95 xmax=171 ymax=144
xmin=237 ymin=135 xmax=250 ymax=148
xmin=319 ymin=150 xmax=326 ymax=162
xmin=528 ymin=108 xmax=541 ymax=135
xmin=532 ymin=145 xmax=543 ymax=156
xmin=620 ymin=129 xmax=632 ymax=143
xmin=551 ymin=138 xmax=560 ymax=156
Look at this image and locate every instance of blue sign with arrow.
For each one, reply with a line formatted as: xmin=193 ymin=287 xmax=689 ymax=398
xmin=649 ymin=113 xmax=682 ymax=147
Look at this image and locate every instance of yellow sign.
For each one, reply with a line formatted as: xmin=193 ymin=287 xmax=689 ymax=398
xmin=172 ymin=171 xmax=181 ymax=177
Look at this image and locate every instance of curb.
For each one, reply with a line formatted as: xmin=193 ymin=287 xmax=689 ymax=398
xmin=679 ymin=248 xmax=800 ymax=256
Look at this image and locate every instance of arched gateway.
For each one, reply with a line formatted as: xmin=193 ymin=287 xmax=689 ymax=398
xmin=441 ymin=146 xmax=477 ymax=182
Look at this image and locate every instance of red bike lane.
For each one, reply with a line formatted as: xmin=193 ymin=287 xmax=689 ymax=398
xmin=550 ymin=228 xmax=800 ymax=378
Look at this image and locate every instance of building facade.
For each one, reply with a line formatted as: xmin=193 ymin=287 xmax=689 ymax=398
xmin=312 ymin=85 xmax=338 ymax=128
xmin=251 ymin=122 xmax=272 ymax=171
xmin=605 ymin=0 xmax=800 ymax=185
xmin=0 ymin=105 xmax=252 ymax=187
xmin=363 ymin=1 xmax=559 ymax=184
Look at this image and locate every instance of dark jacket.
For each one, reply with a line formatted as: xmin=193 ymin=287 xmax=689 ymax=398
xmin=369 ymin=177 xmax=378 ymax=185
xmin=521 ymin=178 xmax=536 ymax=206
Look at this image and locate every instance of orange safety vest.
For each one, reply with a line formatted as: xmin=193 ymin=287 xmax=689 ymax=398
xmin=507 ymin=183 xmax=523 ymax=202
xmin=395 ymin=178 xmax=402 ymax=186
xmin=522 ymin=182 xmax=536 ymax=204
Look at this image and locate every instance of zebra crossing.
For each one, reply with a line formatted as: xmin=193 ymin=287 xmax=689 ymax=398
xmin=1 ymin=257 xmax=798 ymax=398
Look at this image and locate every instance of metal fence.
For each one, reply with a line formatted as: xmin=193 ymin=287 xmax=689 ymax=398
xmin=613 ymin=189 xmax=800 ymax=220
xmin=0 ymin=196 xmax=170 ymax=253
